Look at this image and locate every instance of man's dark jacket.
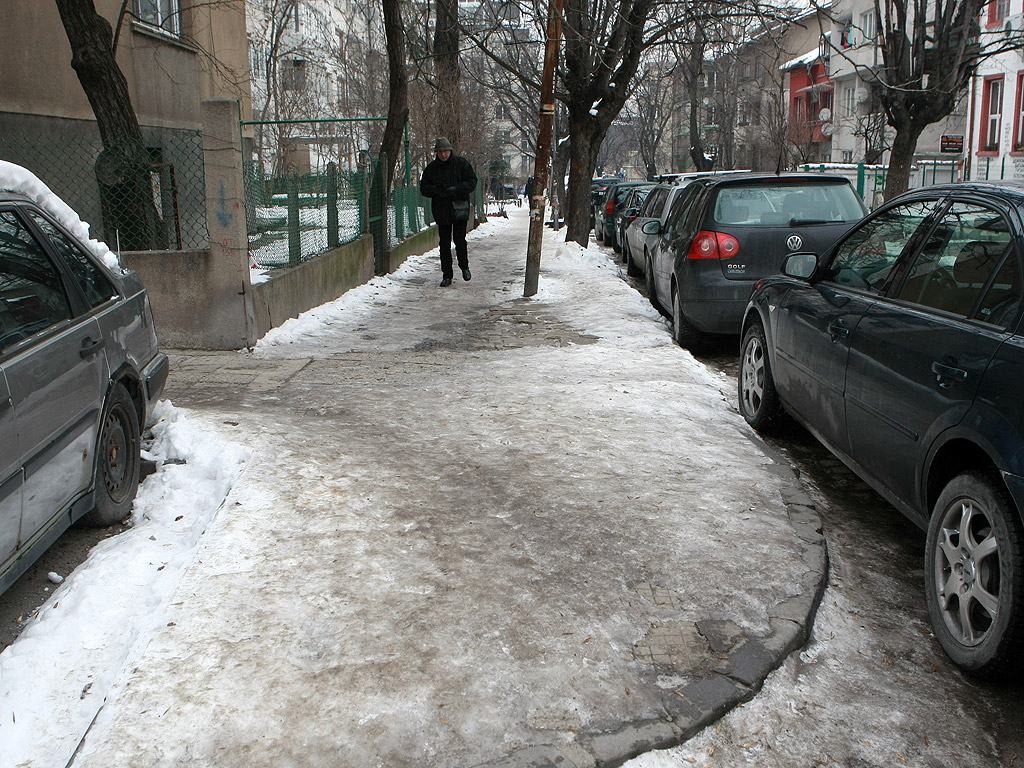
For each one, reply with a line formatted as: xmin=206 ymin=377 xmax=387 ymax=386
xmin=420 ymin=154 xmax=478 ymax=225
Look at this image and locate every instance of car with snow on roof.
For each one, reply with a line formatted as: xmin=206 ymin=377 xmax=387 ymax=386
xmin=0 ymin=160 xmax=168 ymax=595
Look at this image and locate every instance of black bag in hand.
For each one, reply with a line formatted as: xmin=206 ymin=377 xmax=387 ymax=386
xmin=452 ymin=199 xmax=471 ymax=222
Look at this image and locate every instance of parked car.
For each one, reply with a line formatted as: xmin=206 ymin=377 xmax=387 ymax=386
xmin=0 ymin=162 xmax=168 ymax=595
xmin=644 ymin=173 xmax=867 ymax=348
xmin=613 ymin=185 xmax=655 ymax=256
xmin=737 ymin=181 xmax=1024 ymax=677
xmin=590 ymin=177 xmax=619 ymax=230
xmin=623 ymin=183 xmax=689 ymax=278
xmin=595 ymin=181 xmax=654 ymax=246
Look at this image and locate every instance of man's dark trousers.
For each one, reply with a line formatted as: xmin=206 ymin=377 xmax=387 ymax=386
xmin=438 ymin=219 xmax=469 ymax=279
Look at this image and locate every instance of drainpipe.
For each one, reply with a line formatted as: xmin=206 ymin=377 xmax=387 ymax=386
xmin=966 ymin=73 xmax=978 ymax=181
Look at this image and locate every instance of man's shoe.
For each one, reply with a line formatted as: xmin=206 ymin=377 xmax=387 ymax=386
xmin=440 ymin=277 xmax=453 ymax=287
xmin=462 ymin=268 xmax=472 ymax=281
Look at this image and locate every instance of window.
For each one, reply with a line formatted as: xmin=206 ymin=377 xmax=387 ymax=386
xmin=983 ymin=76 xmax=1004 ymax=150
xmin=859 ymin=10 xmax=876 ymax=42
xmin=1015 ymin=72 xmax=1024 ymax=151
xmin=662 ymin=184 xmax=702 ymax=245
xmin=29 ymin=213 xmax=116 ymax=309
xmin=842 ymin=150 xmax=854 ymax=163
xmin=136 ymin=0 xmax=180 ymax=35
xmin=825 ymin=200 xmax=939 ymax=294
xmin=641 ymin=188 xmax=667 ymax=218
xmin=282 ymin=59 xmax=307 ymax=91
xmin=249 ymin=44 xmax=264 ymax=78
xmin=0 ymin=210 xmax=72 ymax=349
xmin=292 ymin=3 xmax=301 ymax=31
xmin=843 ymin=86 xmax=857 ymax=118
xmin=896 ymin=202 xmax=1017 ymax=324
xmin=989 ymin=0 xmax=1010 ymax=25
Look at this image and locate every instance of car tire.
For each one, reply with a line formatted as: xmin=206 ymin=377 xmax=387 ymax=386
xmin=84 ymin=382 xmax=141 ymax=527
xmin=612 ymin=229 xmax=622 ymax=254
xmin=738 ymin=321 xmax=789 ymax=433
xmin=925 ymin=472 xmax=1024 ymax=678
xmin=595 ymin=218 xmax=604 ymax=243
xmin=646 ymin=252 xmax=665 ymax=316
xmin=671 ymin=286 xmax=706 ymax=350
xmin=625 ymin=240 xmax=642 ymax=277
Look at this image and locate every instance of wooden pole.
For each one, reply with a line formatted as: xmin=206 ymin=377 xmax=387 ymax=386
xmin=524 ymin=0 xmax=563 ymax=297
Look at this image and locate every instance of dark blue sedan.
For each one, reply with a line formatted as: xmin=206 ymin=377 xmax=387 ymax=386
xmin=738 ymin=182 xmax=1024 ymax=677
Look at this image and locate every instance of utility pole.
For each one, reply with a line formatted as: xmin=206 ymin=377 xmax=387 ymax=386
xmin=524 ymin=0 xmax=563 ymax=297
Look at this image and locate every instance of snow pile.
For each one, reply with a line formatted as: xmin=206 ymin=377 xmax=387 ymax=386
xmin=0 ymin=402 xmax=250 ymax=768
xmin=0 ymin=160 xmax=123 ymax=273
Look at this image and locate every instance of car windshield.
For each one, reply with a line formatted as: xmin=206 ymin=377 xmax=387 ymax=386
xmin=711 ymin=182 xmax=865 ymax=226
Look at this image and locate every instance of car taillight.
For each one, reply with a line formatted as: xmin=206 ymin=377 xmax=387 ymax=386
xmin=606 ymin=199 xmax=615 ymax=215
xmin=687 ymin=230 xmax=740 ymax=260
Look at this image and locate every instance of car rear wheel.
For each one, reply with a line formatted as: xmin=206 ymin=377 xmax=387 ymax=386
xmin=925 ymin=472 xmax=1024 ymax=678
xmin=612 ymin=229 xmax=622 ymax=253
xmin=738 ymin=322 xmax=788 ymax=432
xmin=625 ymin=240 xmax=642 ymax=276
xmin=595 ymin=217 xmax=604 ymax=243
xmin=645 ymin=252 xmax=664 ymax=315
xmin=671 ymin=286 xmax=706 ymax=350
xmin=84 ymin=382 xmax=141 ymax=527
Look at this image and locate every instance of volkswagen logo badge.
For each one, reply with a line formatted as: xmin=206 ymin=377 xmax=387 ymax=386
xmin=787 ymin=234 xmax=803 ymax=251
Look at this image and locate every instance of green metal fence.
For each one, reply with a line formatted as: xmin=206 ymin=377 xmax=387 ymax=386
xmin=243 ymin=152 xmax=479 ymax=274
xmin=0 ymin=130 xmax=209 ymax=251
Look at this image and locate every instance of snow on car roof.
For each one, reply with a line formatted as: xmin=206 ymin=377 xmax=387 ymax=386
xmin=0 ymin=160 xmax=123 ymax=273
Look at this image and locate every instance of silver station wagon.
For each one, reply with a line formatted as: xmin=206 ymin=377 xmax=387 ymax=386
xmin=0 ymin=178 xmax=168 ymax=595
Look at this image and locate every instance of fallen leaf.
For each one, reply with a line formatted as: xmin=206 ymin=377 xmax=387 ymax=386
xmin=583 ymin=636 xmax=592 ymax=644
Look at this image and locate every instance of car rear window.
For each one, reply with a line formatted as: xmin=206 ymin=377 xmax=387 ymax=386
xmin=711 ymin=182 xmax=865 ymax=226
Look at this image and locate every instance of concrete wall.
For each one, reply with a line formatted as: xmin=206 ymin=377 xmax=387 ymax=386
xmin=124 ymin=218 xmax=455 ymax=350
xmin=121 ymin=248 xmax=249 ymax=349
xmin=0 ymin=1 xmax=250 ymax=130
xmin=251 ymin=235 xmax=375 ymax=338
xmin=389 ymin=226 xmax=439 ymax=273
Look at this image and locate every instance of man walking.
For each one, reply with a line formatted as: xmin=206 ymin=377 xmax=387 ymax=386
xmin=420 ymin=138 xmax=478 ymax=287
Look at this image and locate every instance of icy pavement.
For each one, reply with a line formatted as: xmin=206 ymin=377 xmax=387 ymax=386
xmin=0 ymin=208 xmax=826 ymax=768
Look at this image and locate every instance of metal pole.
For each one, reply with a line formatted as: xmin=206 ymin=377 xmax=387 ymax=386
xmin=524 ymin=0 xmax=563 ymax=298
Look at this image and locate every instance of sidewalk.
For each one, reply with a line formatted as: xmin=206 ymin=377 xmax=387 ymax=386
xmin=74 ymin=209 xmax=827 ymax=768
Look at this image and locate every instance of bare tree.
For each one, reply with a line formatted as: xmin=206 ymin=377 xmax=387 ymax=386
xmin=54 ymin=0 xmax=165 ymax=249
xmin=620 ymin=47 xmax=679 ymax=178
xmin=378 ymin=0 xmax=409 ymax=197
xmin=433 ymin=0 xmax=462 ymax=143
xmin=823 ymin=0 xmax=1024 ymax=199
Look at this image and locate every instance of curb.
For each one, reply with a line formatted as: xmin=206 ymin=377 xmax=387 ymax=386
xmin=474 ymin=433 xmax=829 ymax=768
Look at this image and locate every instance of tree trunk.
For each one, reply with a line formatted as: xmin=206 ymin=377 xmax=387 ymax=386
xmin=379 ymin=0 xmax=409 ymax=196
xmin=433 ymin=0 xmax=461 ymax=145
xmin=564 ymin=111 xmax=602 ymax=246
xmin=55 ymin=0 xmax=166 ymax=250
xmin=689 ymin=97 xmax=713 ymax=171
xmin=883 ymin=121 xmax=927 ymax=202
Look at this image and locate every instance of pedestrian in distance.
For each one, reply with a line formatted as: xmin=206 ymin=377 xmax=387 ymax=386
xmin=419 ymin=137 xmax=478 ymax=287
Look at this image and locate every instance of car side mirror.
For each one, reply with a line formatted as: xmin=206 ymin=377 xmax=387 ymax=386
xmin=642 ymin=220 xmax=662 ymax=235
xmin=783 ymin=252 xmax=818 ymax=279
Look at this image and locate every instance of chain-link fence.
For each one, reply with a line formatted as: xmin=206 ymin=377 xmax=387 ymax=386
xmin=244 ymin=162 xmax=369 ymax=268
xmin=244 ymin=152 xmax=448 ymax=272
xmin=0 ymin=130 xmax=209 ymax=251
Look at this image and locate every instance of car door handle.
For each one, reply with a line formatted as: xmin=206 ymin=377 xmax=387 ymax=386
xmin=827 ymin=319 xmax=850 ymax=342
xmin=0 ymin=397 xmax=11 ymax=417
xmin=80 ymin=337 xmax=105 ymax=358
xmin=931 ymin=360 xmax=967 ymax=388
